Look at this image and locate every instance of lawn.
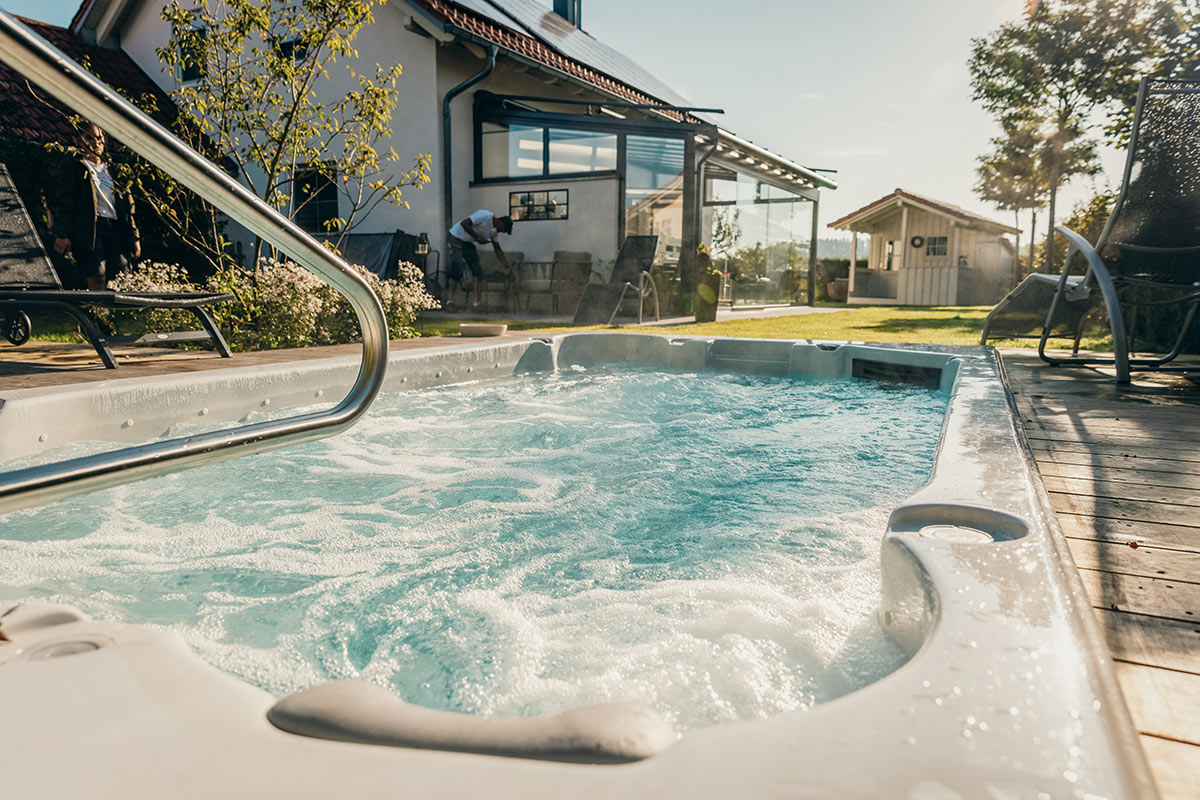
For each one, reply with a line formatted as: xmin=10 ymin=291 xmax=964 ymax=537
xmin=413 ymin=305 xmax=1114 ymax=351
xmin=20 ymin=304 xmax=1112 ymax=351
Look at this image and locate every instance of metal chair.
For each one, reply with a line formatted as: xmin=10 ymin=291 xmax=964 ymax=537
xmin=981 ymin=78 xmax=1200 ymax=383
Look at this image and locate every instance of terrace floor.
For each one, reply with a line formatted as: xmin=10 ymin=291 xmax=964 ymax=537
xmin=1001 ymin=351 xmax=1200 ymax=800
xmin=0 ymin=334 xmax=1197 ymax=797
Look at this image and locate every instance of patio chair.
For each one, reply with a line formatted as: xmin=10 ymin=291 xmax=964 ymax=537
xmin=549 ymin=250 xmax=592 ymax=315
xmin=0 ymin=162 xmax=233 ymax=369
xmin=474 ymin=250 xmax=523 ymax=311
xmin=980 ymin=78 xmax=1200 ymax=383
xmin=572 ymin=235 xmax=659 ymax=324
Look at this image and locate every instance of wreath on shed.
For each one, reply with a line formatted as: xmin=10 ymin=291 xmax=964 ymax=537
xmin=910 ymin=236 xmax=924 ymax=248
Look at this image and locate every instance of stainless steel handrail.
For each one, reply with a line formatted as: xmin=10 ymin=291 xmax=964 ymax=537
xmin=0 ymin=12 xmax=390 ymax=514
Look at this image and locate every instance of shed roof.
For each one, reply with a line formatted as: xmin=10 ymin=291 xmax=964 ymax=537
xmin=829 ymin=189 xmax=1019 ymax=234
xmin=0 ymin=15 xmax=175 ymax=146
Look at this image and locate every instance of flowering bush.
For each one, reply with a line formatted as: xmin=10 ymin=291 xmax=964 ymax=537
xmin=108 ymin=257 xmax=438 ymax=351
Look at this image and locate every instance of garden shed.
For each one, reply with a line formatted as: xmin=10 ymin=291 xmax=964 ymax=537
xmin=829 ymin=189 xmax=1019 ymax=306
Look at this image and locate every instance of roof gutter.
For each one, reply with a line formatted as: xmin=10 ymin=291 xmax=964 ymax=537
xmin=442 ymin=41 xmax=496 ymax=247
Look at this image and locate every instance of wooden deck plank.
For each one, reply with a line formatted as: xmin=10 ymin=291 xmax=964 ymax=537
xmin=1068 ymin=539 xmax=1200 ymax=582
xmin=1093 ymin=609 xmax=1200 ymax=674
xmin=1037 ymin=462 xmax=1200 ymax=491
xmin=1115 ymin=663 xmax=1200 ymax=747
xmin=1029 ymin=413 xmax=1200 ymax=437
xmin=1028 ymin=437 xmax=1200 ymax=462
xmin=1044 ymin=476 xmax=1200 ymax=506
xmin=1140 ymin=735 xmax=1200 ymax=800
xmin=1058 ymin=514 xmax=1200 ymax=551
xmin=1029 ymin=445 xmax=1200 ymax=473
xmin=1077 ymin=568 xmax=1200 ymax=624
xmin=1048 ymin=494 xmax=1200 ymax=528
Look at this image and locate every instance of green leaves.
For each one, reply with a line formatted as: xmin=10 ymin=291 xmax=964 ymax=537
xmin=156 ymin=0 xmax=431 ymax=258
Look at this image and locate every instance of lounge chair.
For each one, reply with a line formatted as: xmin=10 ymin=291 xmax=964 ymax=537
xmin=0 ymin=162 xmax=233 ymax=369
xmin=572 ymin=235 xmax=659 ymax=325
xmin=981 ymin=78 xmax=1200 ymax=383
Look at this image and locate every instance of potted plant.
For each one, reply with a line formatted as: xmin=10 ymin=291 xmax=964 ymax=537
xmin=694 ymin=244 xmax=721 ymax=322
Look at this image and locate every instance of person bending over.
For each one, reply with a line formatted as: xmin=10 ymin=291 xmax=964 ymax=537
xmin=51 ymin=123 xmax=140 ymax=291
xmin=444 ymin=209 xmax=513 ymax=311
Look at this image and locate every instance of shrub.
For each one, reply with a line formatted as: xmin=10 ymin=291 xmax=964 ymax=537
xmin=107 ymin=257 xmax=438 ymax=350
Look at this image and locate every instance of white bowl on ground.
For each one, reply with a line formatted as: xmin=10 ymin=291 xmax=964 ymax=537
xmin=459 ymin=323 xmax=508 ymax=337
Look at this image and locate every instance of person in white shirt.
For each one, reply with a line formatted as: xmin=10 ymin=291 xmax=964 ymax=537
xmin=444 ymin=209 xmax=513 ymax=311
xmin=50 ymin=123 xmax=140 ymax=291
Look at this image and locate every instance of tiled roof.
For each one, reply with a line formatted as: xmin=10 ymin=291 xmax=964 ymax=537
xmin=410 ymin=0 xmax=692 ymax=122
xmin=0 ymin=16 xmax=176 ymax=146
xmin=829 ymin=188 xmax=1019 ymax=233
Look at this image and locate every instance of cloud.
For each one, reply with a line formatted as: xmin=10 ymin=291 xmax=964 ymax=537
xmin=795 ymin=92 xmax=826 ymax=102
xmin=825 ymin=147 xmax=887 ymax=158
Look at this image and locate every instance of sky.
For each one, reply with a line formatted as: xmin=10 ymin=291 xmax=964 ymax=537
xmin=1 ymin=0 xmax=1126 ymax=240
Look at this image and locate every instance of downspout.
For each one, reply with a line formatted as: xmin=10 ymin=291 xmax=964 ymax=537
xmin=442 ymin=42 xmax=496 ymax=247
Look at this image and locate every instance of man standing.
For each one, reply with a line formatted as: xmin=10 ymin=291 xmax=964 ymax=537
xmin=444 ymin=209 xmax=513 ymax=311
xmin=51 ymin=123 xmax=140 ymax=291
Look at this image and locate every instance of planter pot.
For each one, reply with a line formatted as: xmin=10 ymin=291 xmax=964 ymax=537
xmin=694 ymin=273 xmax=720 ymax=323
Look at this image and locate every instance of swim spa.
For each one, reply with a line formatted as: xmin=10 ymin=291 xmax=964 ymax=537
xmin=0 ymin=333 xmax=1154 ymax=799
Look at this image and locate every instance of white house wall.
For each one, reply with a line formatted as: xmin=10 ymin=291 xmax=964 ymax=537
xmin=116 ymin=4 xmax=442 ymax=256
xmin=469 ymin=177 xmax=619 ymax=267
xmin=438 ymin=44 xmax=622 ymax=264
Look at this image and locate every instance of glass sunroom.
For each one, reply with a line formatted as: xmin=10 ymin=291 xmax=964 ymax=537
xmin=470 ymin=92 xmax=832 ymax=311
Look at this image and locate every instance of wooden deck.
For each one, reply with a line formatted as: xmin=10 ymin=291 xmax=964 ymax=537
xmin=1001 ymin=350 xmax=1200 ymax=800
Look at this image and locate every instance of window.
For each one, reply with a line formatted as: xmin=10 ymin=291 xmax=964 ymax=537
xmin=293 ymin=167 xmax=339 ymax=234
xmin=276 ymin=37 xmax=308 ymax=62
xmin=510 ymin=190 xmax=568 ymax=221
xmin=180 ymin=28 xmax=207 ymax=83
xmin=548 ymin=129 xmax=617 ymax=174
xmin=479 ymin=121 xmax=619 ymax=180
xmin=925 ymin=236 xmax=948 ymax=256
xmin=481 ymin=122 xmax=544 ymax=179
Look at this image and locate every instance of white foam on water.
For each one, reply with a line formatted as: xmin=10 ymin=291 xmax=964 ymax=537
xmin=0 ymin=367 xmax=947 ymax=730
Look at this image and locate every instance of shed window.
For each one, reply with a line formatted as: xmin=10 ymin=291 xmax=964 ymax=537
xmin=925 ymin=236 xmax=948 ymax=256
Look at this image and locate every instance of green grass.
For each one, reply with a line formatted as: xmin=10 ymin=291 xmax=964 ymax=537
xmin=412 ymin=305 xmax=1115 ymax=350
xmin=24 ymin=305 xmax=1113 ymax=352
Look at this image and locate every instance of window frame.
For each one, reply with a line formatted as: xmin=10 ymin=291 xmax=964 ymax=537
xmin=509 ymin=189 xmax=569 ymax=221
xmin=180 ymin=27 xmax=208 ymax=84
xmin=925 ymin=235 xmax=949 ymax=257
xmin=291 ymin=164 xmax=340 ymax=235
xmin=472 ymin=103 xmax=700 ymax=186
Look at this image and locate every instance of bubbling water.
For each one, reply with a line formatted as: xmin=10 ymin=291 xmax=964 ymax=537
xmin=0 ymin=366 xmax=947 ymax=730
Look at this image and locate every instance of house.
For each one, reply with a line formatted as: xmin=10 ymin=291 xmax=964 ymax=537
xmin=62 ymin=0 xmax=834 ymax=305
xmin=829 ymin=189 xmax=1020 ymax=306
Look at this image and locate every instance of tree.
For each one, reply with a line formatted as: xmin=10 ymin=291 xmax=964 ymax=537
xmin=157 ymin=0 xmax=431 ymax=266
xmin=969 ymin=0 xmax=1176 ymax=268
xmin=974 ymin=112 xmax=1045 ymax=277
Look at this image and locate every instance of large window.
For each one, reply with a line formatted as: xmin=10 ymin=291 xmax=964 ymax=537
xmin=479 ymin=121 xmax=618 ymax=180
xmin=293 ymin=166 xmax=339 ymax=234
xmin=625 ymin=135 xmax=685 ymax=268
xmin=481 ymin=122 xmax=544 ymax=179
xmin=702 ymin=165 xmax=813 ymax=305
xmin=549 ymin=128 xmax=617 ymax=174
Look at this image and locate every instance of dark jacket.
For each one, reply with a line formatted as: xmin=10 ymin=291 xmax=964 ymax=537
xmin=49 ymin=157 xmax=138 ymax=255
